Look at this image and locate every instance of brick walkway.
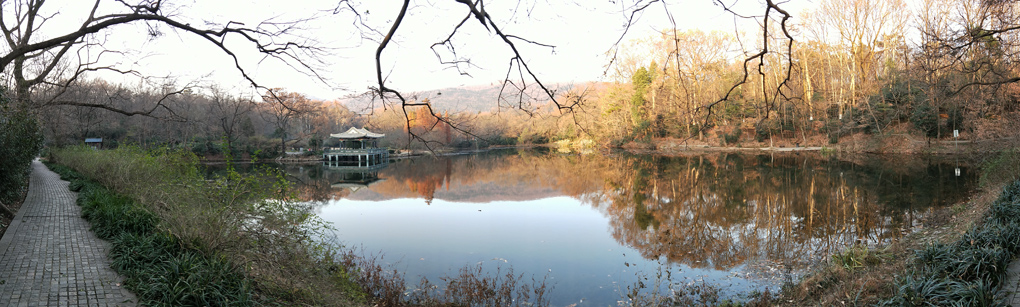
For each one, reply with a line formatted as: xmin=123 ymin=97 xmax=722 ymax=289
xmin=0 ymin=160 xmax=136 ymax=306
xmin=1000 ymin=261 xmax=1020 ymax=306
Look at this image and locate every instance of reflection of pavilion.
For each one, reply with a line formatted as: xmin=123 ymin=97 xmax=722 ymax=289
xmin=327 ymin=168 xmax=386 ymax=193
xmin=323 ymin=127 xmax=389 ymax=167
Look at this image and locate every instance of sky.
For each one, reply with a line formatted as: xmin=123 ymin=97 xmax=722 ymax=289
xmin=29 ymin=0 xmax=803 ymax=100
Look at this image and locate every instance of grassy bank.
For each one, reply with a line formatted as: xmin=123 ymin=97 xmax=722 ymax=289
xmin=47 ymin=162 xmax=259 ymax=305
xmin=49 ymin=146 xmax=366 ymax=306
xmin=48 ymin=146 xmax=552 ymax=307
xmin=882 ymin=179 xmax=1020 ymax=306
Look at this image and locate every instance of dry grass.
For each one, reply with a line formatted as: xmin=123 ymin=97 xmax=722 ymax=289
xmin=337 ymin=248 xmax=552 ymax=307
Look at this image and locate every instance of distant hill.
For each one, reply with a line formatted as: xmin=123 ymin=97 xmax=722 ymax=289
xmin=341 ymin=83 xmax=576 ymax=114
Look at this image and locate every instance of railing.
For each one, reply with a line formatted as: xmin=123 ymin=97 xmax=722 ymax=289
xmin=323 ymin=148 xmax=388 ymax=155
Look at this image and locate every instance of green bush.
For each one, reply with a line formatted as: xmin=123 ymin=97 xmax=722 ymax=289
xmin=518 ymin=133 xmax=549 ymax=145
xmin=755 ymin=120 xmax=779 ymax=142
xmin=724 ymin=127 xmax=742 ymax=145
xmin=909 ymin=102 xmax=964 ymax=139
xmin=866 ymin=79 xmax=926 ymax=131
xmin=191 ymin=140 xmax=223 ymax=156
xmin=0 ymin=87 xmax=43 ymax=205
xmin=910 ymin=102 xmax=939 ymax=138
xmin=303 ymin=149 xmax=323 ymax=157
xmin=484 ymin=136 xmax=517 ymax=146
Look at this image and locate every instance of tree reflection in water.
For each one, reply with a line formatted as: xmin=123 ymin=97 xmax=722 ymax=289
xmin=276 ymin=150 xmax=976 ymax=273
xmin=598 ymin=153 xmax=975 ymax=272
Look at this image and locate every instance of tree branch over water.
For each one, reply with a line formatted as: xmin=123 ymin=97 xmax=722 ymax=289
xmin=367 ymin=0 xmax=798 ymax=147
xmin=373 ymin=0 xmax=564 ymax=148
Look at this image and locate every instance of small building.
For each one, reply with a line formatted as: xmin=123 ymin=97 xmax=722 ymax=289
xmin=84 ymin=138 xmax=103 ymax=150
xmin=323 ymin=127 xmax=388 ymax=167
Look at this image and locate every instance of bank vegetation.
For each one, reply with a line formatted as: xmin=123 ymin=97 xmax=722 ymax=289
xmin=46 ymin=146 xmax=552 ymax=306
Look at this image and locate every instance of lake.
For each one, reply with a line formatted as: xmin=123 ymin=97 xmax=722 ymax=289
xmin=238 ymin=149 xmax=979 ymax=306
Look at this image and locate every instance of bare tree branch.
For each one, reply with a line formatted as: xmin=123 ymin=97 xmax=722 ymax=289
xmin=2 ymin=0 xmax=330 ymax=118
xmin=603 ymin=0 xmax=662 ymax=77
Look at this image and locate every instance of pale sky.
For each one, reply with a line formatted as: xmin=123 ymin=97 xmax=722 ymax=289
xmin=29 ymin=0 xmax=804 ymax=100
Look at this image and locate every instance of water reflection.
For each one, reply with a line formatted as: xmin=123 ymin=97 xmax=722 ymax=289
xmin=265 ymin=150 xmax=976 ymax=304
xmin=594 ymin=153 xmax=973 ymax=271
xmin=326 ymin=169 xmax=383 ymax=192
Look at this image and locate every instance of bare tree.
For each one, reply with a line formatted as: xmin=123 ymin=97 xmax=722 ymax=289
xmin=260 ymin=88 xmax=313 ymax=154
xmin=1 ymin=0 xmax=327 ymax=114
xmin=364 ymin=0 xmax=797 ymax=147
xmin=3 ymin=0 xmax=801 ymax=151
xmin=208 ymin=87 xmax=253 ymax=156
xmin=805 ymin=0 xmax=909 ymax=121
xmin=914 ymin=0 xmax=1020 ymax=139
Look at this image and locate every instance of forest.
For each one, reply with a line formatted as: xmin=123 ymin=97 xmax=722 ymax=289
xmin=19 ymin=0 xmax=1020 ymax=159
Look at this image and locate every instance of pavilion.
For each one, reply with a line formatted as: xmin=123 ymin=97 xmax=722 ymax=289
xmin=323 ymin=127 xmax=388 ymax=167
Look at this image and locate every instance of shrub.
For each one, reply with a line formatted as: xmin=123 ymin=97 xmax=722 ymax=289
xmin=866 ymin=79 xmax=926 ymax=131
xmin=910 ymin=102 xmax=939 ymax=138
xmin=831 ymin=245 xmax=881 ymax=273
xmin=0 ymin=87 xmax=43 ymax=206
xmin=518 ymin=133 xmax=549 ymax=145
xmin=716 ymin=127 xmax=743 ymax=146
xmin=755 ymin=120 xmax=779 ymax=142
xmin=46 ymin=162 xmax=258 ymax=306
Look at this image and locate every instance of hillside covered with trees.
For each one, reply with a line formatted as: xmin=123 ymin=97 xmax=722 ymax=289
xmin=31 ymin=0 xmax=1020 ymax=157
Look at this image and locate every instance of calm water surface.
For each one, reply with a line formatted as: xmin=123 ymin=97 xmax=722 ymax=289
xmin=262 ymin=150 xmax=977 ymax=306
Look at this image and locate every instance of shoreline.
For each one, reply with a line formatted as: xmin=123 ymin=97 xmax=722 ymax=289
xmin=194 ymin=132 xmax=1020 ymax=164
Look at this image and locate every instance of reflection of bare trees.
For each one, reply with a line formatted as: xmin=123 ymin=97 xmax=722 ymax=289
xmin=591 ymin=154 xmax=975 ymax=271
xmin=280 ymin=151 xmax=975 ymax=271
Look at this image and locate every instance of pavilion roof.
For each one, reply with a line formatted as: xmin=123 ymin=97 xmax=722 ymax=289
xmin=330 ymin=127 xmax=384 ymax=139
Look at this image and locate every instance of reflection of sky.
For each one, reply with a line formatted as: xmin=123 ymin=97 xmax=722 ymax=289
xmin=317 ymin=196 xmax=764 ymax=306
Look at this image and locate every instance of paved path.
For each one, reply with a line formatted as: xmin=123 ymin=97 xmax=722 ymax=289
xmin=1000 ymin=261 xmax=1020 ymax=306
xmin=0 ymin=160 xmax=136 ymax=306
